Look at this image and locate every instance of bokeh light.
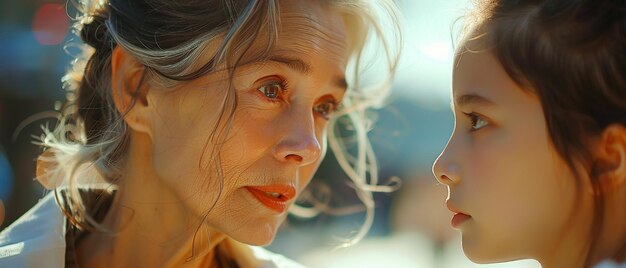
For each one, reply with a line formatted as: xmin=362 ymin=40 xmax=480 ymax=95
xmin=0 ymin=152 xmax=12 ymax=201
xmin=32 ymin=3 xmax=69 ymax=46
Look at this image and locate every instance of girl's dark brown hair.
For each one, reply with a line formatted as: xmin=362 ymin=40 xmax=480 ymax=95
xmin=469 ymin=0 xmax=625 ymax=265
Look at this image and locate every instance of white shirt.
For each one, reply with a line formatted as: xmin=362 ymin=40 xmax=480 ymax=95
xmin=0 ymin=193 xmax=304 ymax=268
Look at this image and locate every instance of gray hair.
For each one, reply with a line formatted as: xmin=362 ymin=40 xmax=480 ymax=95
xmin=37 ymin=0 xmax=401 ymax=247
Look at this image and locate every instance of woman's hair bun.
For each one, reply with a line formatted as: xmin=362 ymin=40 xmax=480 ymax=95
xmin=80 ymin=12 xmax=115 ymax=51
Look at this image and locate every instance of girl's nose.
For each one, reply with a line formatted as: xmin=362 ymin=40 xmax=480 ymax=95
xmin=433 ymin=151 xmax=461 ymax=186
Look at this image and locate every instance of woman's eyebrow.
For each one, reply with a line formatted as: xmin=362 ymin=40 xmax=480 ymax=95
xmin=267 ymin=55 xmax=348 ymax=91
xmin=455 ymin=93 xmax=495 ymax=107
xmin=269 ymin=55 xmax=311 ymax=74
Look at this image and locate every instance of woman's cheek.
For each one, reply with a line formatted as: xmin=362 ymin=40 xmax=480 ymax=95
xmin=299 ymin=129 xmax=327 ymax=189
xmin=220 ymin=101 xmax=278 ymax=167
xmin=296 ymin=163 xmax=319 ymax=191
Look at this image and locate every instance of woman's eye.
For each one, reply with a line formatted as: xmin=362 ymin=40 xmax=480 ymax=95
xmin=258 ymin=81 xmax=285 ymax=100
xmin=465 ymin=112 xmax=489 ymax=131
xmin=314 ymin=100 xmax=338 ymax=119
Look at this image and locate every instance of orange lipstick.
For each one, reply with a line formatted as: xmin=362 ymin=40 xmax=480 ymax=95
xmin=245 ymin=185 xmax=296 ymax=213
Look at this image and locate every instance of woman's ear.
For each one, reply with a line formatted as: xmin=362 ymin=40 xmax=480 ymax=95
xmin=593 ymin=124 xmax=626 ymax=193
xmin=110 ymin=46 xmax=151 ymax=135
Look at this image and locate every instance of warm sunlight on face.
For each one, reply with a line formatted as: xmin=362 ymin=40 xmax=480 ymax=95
xmin=432 ymin=42 xmax=593 ymax=263
xmin=144 ymin=0 xmax=349 ymax=246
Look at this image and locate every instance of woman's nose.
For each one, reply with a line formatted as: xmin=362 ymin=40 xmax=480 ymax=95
xmin=273 ymin=112 xmax=322 ymax=166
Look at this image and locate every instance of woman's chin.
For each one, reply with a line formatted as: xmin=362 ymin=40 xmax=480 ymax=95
xmin=232 ymin=233 xmax=276 ymax=247
xmin=227 ymin=223 xmax=279 ymax=246
xmin=248 ymin=237 xmax=275 ymax=247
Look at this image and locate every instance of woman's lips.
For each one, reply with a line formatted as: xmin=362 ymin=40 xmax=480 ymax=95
xmin=245 ymin=185 xmax=296 ymax=213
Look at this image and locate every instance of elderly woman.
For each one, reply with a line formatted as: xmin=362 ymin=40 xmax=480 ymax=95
xmin=0 ymin=0 xmax=399 ymax=267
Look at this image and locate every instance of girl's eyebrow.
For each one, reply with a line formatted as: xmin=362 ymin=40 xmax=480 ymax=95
xmin=455 ymin=93 xmax=496 ymax=107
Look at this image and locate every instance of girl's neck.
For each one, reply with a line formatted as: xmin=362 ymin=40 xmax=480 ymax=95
xmin=536 ymin=199 xmax=592 ymax=268
xmin=612 ymin=243 xmax=626 ymax=263
xmin=588 ymin=181 xmax=626 ymax=266
xmin=539 ymin=184 xmax=626 ymax=268
xmin=538 ymin=238 xmax=588 ymax=268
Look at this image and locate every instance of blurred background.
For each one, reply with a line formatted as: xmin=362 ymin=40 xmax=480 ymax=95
xmin=0 ymin=0 xmax=539 ymax=267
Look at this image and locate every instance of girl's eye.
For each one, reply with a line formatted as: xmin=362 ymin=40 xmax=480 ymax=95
xmin=314 ymin=99 xmax=339 ymax=119
xmin=258 ymin=81 xmax=286 ymax=100
xmin=465 ymin=112 xmax=489 ymax=131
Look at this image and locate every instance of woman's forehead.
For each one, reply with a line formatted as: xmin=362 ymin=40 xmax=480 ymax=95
xmin=276 ymin=1 xmax=349 ymax=63
xmin=185 ymin=0 xmax=349 ymax=76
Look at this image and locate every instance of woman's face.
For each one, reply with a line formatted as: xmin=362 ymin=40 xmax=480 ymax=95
xmin=142 ymin=0 xmax=349 ymax=245
xmin=432 ymin=43 xmax=593 ymax=262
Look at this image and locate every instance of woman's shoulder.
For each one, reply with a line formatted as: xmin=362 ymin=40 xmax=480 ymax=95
xmin=0 ymin=192 xmax=307 ymax=268
xmin=224 ymin=238 xmax=305 ymax=268
xmin=249 ymin=246 xmax=306 ymax=268
xmin=0 ymin=192 xmax=66 ymax=267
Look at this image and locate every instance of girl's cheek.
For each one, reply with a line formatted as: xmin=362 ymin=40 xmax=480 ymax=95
xmin=464 ymin=133 xmax=508 ymax=187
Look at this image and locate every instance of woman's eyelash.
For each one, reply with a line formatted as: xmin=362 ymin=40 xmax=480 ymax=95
xmin=314 ymin=98 xmax=340 ymax=120
xmin=257 ymin=78 xmax=288 ymax=102
xmin=255 ymin=77 xmax=341 ymax=120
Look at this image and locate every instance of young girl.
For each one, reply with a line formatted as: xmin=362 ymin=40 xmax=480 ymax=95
xmin=433 ymin=0 xmax=625 ymax=267
xmin=0 ymin=0 xmax=400 ymax=267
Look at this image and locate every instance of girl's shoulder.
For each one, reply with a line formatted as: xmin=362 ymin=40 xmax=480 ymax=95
xmin=0 ymin=193 xmax=66 ymax=267
xmin=597 ymin=260 xmax=626 ymax=268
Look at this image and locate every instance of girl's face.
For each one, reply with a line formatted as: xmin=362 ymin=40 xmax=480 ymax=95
xmin=432 ymin=45 xmax=593 ymax=262
xmin=141 ymin=0 xmax=349 ymax=246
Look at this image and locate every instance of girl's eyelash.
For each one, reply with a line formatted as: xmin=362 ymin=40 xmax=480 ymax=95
xmin=462 ymin=112 xmax=489 ymax=132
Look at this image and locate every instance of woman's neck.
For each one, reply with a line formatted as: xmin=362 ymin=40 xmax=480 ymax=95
xmin=77 ymin=188 xmax=228 ymax=267
xmin=76 ymin=131 xmax=229 ymax=267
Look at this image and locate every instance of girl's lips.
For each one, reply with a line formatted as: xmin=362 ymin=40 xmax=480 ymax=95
xmin=446 ymin=201 xmax=472 ymax=228
xmin=451 ymin=213 xmax=472 ymax=228
xmin=446 ymin=201 xmax=468 ymax=214
xmin=245 ymin=185 xmax=296 ymax=213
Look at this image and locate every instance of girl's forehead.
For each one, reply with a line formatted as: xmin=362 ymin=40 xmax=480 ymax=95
xmin=452 ymin=49 xmax=520 ymax=106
